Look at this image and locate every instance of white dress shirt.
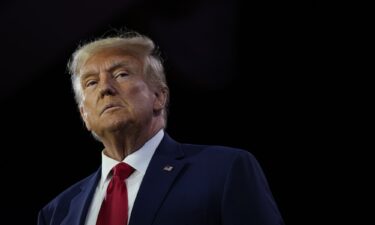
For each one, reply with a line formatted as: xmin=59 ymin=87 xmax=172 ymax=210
xmin=84 ymin=130 xmax=164 ymax=225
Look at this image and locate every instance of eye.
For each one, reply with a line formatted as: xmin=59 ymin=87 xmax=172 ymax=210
xmin=85 ymin=80 xmax=98 ymax=87
xmin=114 ymin=72 xmax=129 ymax=80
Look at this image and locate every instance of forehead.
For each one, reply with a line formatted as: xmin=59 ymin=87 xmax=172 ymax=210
xmin=79 ymin=48 xmax=143 ymax=76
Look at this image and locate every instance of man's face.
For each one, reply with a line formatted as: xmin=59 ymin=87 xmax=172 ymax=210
xmin=78 ymin=48 xmax=158 ymax=137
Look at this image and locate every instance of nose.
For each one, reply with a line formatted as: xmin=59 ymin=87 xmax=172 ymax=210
xmin=99 ymin=76 xmax=116 ymax=98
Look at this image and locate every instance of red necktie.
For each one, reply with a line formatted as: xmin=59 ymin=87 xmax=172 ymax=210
xmin=96 ymin=162 xmax=134 ymax=225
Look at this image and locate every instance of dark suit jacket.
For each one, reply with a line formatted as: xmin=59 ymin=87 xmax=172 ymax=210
xmin=38 ymin=134 xmax=284 ymax=225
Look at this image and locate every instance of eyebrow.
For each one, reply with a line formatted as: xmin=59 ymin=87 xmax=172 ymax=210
xmin=80 ymin=61 xmax=132 ymax=81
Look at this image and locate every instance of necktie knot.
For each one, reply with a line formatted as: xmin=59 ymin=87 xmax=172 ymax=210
xmin=112 ymin=162 xmax=134 ymax=180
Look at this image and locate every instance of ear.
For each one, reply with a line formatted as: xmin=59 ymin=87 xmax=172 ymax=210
xmin=79 ymin=106 xmax=92 ymax=131
xmin=153 ymin=87 xmax=168 ymax=112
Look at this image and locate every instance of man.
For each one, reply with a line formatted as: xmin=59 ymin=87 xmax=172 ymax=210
xmin=38 ymin=32 xmax=284 ymax=225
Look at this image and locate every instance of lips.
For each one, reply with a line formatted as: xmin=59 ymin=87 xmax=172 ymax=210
xmin=101 ymin=103 xmax=123 ymax=115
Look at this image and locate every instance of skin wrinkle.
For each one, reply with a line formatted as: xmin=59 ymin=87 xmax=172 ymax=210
xmin=78 ymin=48 xmax=167 ymax=161
xmin=80 ymin=61 xmax=134 ymax=85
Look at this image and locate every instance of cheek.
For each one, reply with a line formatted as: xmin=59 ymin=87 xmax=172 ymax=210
xmin=82 ymin=100 xmax=93 ymax=113
xmin=127 ymin=81 xmax=153 ymax=100
xmin=127 ymin=84 xmax=155 ymax=110
xmin=81 ymin=100 xmax=98 ymax=123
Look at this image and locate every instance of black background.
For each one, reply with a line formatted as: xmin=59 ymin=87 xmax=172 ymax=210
xmin=1 ymin=1 xmax=360 ymax=224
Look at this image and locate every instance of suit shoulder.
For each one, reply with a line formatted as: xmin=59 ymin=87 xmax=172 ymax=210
xmin=181 ymin=142 xmax=254 ymax=155
xmin=40 ymin=169 xmax=99 ymax=215
xmin=180 ymin=143 xmax=256 ymax=163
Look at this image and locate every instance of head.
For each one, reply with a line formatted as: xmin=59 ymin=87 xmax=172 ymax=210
xmin=67 ymin=32 xmax=169 ymax=140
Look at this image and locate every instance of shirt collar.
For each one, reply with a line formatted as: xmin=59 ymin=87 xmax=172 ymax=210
xmin=100 ymin=129 xmax=164 ymax=188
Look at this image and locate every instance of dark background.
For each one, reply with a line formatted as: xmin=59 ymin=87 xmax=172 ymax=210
xmin=0 ymin=1 xmax=347 ymax=224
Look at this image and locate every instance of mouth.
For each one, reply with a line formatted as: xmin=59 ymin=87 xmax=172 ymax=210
xmin=101 ymin=104 xmax=123 ymax=115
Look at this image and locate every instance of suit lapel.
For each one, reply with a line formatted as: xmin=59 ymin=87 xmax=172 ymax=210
xmin=61 ymin=168 xmax=101 ymax=225
xmin=129 ymin=134 xmax=186 ymax=225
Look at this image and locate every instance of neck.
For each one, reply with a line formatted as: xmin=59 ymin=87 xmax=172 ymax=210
xmin=100 ymin=121 xmax=163 ymax=161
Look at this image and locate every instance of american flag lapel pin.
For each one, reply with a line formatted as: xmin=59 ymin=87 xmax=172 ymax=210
xmin=163 ymin=165 xmax=174 ymax=172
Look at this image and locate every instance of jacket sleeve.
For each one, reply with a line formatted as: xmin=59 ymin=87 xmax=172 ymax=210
xmin=221 ymin=151 xmax=284 ymax=225
xmin=37 ymin=209 xmax=47 ymax=225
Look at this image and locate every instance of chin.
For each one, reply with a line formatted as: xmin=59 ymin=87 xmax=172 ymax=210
xmin=104 ymin=118 xmax=133 ymax=132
